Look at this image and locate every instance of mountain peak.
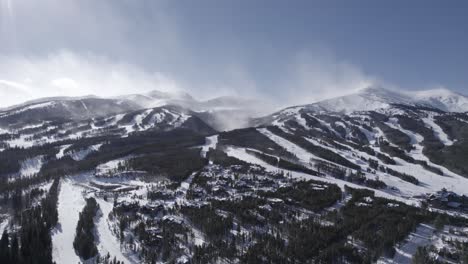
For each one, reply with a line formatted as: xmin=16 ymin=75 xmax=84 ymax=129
xmin=306 ymin=86 xmax=468 ymax=113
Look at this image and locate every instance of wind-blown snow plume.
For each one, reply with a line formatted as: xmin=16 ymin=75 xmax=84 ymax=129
xmin=278 ymin=50 xmax=377 ymax=108
xmin=0 ymin=51 xmax=183 ymax=107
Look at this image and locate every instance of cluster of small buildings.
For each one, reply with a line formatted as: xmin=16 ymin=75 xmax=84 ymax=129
xmin=427 ymin=189 xmax=468 ymax=211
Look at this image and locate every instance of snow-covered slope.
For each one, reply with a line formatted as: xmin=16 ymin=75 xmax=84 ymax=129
xmin=412 ymin=88 xmax=468 ymax=112
xmin=0 ymin=105 xmax=214 ymax=148
xmin=304 ymin=87 xmax=468 ymax=113
xmin=0 ymin=97 xmax=141 ymax=127
xmin=253 ymin=100 xmax=468 ymax=199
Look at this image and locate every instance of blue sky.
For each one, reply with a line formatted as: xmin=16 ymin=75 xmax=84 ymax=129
xmin=0 ymin=0 xmax=467 ymax=107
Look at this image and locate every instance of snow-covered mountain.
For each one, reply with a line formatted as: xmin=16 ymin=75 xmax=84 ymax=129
xmin=302 ymin=87 xmax=468 ymax=113
xmin=1 ymin=86 xmax=468 ymax=264
xmin=0 ymin=97 xmax=141 ymax=128
xmin=0 ymin=89 xmax=268 ymax=131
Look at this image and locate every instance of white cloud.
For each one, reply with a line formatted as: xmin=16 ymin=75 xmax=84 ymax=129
xmin=51 ymin=78 xmax=79 ymax=91
xmin=0 ymin=51 xmax=184 ymax=107
xmin=278 ymin=50 xmax=377 ymax=108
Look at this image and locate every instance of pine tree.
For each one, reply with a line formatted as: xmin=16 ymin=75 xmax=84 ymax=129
xmin=0 ymin=230 xmax=10 ymax=263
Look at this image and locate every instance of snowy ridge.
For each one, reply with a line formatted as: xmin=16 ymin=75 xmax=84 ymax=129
xmin=0 ymin=101 xmax=57 ymax=118
xmin=1 ymin=106 xmax=197 ymax=148
xmin=305 ymin=87 xmax=468 ymax=113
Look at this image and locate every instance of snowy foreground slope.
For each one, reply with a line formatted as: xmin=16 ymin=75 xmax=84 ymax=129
xmin=1 ymin=87 xmax=468 ymax=263
xmin=52 ymin=180 xmax=86 ymax=264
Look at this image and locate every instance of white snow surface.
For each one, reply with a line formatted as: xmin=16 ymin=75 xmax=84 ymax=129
xmin=0 ymin=217 xmax=9 ymax=235
xmin=378 ymin=224 xmax=435 ymax=264
xmin=95 ymin=198 xmax=135 ymax=264
xmin=56 ymin=144 xmax=72 ymax=159
xmin=20 ymin=156 xmax=44 ymax=176
xmin=200 ymin=135 xmax=218 ymax=158
xmin=0 ymin=101 xmax=56 ymax=117
xmin=52 ymin=179 xmax=86 ymax=264
xmin=95 ymin=156 xmax=132 ymax=176
xmin=70 ymin=143 xmax=103 ymax=161
xmin=308 ymin=87 xmax=468 ymax=113
xmin=421 ymin=115 xmax=454 ymax=146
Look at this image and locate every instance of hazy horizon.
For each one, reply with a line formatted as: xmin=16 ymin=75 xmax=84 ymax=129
xmin=1 ymin=0 xmax=467 ymax=108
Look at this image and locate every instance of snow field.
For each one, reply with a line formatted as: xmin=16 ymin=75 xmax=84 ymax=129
xmin=52 ymin=180 xmax=86 ymax=264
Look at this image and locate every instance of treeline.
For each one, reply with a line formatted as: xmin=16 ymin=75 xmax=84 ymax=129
xmin=73 ymin=197 xmax=100 ymax=260
xmin=125 ymin=148 xmax=207 ymax=182
xmin=315 ymin=159 xmax=347 ymax=178
xmin=0 ymin=178 xmax=60 ymax=264
xmin=260 ymin=179 xmax=342 ymax=211
xmin=181 ymin=205 xmax=233 ymax=242
xmin=189 ymin=185 xmax=467 ymax=263
xmin=382 ymin=167 xmax=419 ymax=185
xmin=0 ymin=128 xmax=207 ymax=193
xmin=367 ymin=158 xmax=420 ymax=185
xmin=377 ymin=138 xmax=416 ymax=163
xmin=240 ymin=187 xmax=430 ymax=263
xmin=245 ymin=149 xmax=319 ymax=176
xmin=375 ymin=121 xmax=413 ymax=151
xmin=348 ymin=171 xmax=387 ymax=189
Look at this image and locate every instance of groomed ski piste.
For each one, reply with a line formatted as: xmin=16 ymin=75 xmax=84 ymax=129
xmin=51 ymin=179 xmax=86 ymax=264
xmin=95 ymin=198 xmax=135 ymax=264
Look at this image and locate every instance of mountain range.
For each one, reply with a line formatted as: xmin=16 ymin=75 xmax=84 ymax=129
xmin=1 ymin=86 xmax=468 ymax=264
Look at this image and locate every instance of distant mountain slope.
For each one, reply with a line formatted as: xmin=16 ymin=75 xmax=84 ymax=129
xmin=255 ymin=100 xmax=468 ymax=192
xmin=0 ymin=98 xmax=141 ymax=127
xmin=0 ymin=104 xmax=215 ymax=150
xmin=2 ymin=86 xmax=468 ymax=264
xmin=0 ymin=89 xmax=268 ymax=131
xmin=301 ymin=87 xmax=468 ymax=113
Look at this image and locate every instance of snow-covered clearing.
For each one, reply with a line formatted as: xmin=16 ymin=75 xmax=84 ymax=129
xmin=200 ymin=135 xmax=218 ymax=158
xmin=175 ymin=172 xmax=197 ymax=206
xmin=378 ymin=224 xmax=435 ymax=264
xmin=70 ymin=143 xmax=103 ymax=161
xmin=95 ymin=198 xmax=136 ymax=264
xmin=7 ymin=135 xmax=35 ymax=148
xmin=379 ymin=224 xmax=468 ymax=264
xmin=0 ymin=217 xmax=9 ymax=235
xmin=20 ymin=156 xmax=44 ymax=176
xmin=95 ymin=156 xmax=132 ymax=176
xmin=56 ymin=144 xmax=72 ymax=159
xmin=51 ymin=179 xmax=86 ymax=264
